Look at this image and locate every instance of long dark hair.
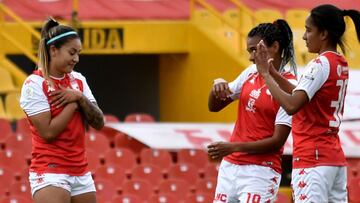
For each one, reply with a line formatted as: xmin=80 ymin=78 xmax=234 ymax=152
xmin=310 ymin=4 xmax=360 ymax=54
xmin=248 ymin=19 xmax=297 ymax=75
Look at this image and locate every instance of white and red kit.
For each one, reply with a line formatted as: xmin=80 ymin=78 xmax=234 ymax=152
xmin=225 ymin=64 xmax=296 ymax=174
xmin=292 ymin=51 xmax=348 ymax=168
xmin=214 ymin=64 xmax=296 ymax=203
xmin=20 ymin=70 xmax=96 ymax=176
xmin=291 ymin=51 xmax=348 ymax=202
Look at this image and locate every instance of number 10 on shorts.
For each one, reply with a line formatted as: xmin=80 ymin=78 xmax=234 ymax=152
xmin=246 ymin=193 xmax=261 ymax=203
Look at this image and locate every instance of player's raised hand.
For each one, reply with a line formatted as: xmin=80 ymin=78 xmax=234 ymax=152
xmin=212 ymin=78 xmax=232 ymax=101
xmin=254 ymin=40 xmax=274 ymax=77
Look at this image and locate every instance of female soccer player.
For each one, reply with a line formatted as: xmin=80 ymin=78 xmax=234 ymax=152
xmin=208 ymin=19 xmax=297 ymax=203
xmin=255 ymin=4 xmax=360 ymax=202
xmin=20 ymin=18 xmax=104 ymax=203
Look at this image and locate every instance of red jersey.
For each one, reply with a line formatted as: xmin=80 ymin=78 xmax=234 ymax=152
xmin=292 ymin=51 xmax=348 ymax=168
xmin=20 ymin=70 xmax=96 ymax=175
xmin=224 ymin=65 xmax=296 ymax=173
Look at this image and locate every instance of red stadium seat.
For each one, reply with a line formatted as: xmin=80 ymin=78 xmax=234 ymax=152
xmin=0 ymin=150 xmax=28 ymax=174
xmin=114 ymin=132 xmax=147 ymax=154
xmin=0 ymin=167 xmax=16 ymax=196
xmin=94 ymin=165 xmax=127 ymax=187
xmin=168 ymin=163 xmax=199 ymax=184
xmin=124 ymin=113 xmax=155 ymax=122
xmin=185 ymin=193 xmax=214 ymax=203
xmin=85 ymin=132 xmax=110 ymax=156
xmin=0 ymin=195 xmax=32 ymax=203
xmin=103 ymin=148 xmax=137 ymax=175
xmin=177 ymin=149 xmax=209 ymax=173
xmin=148 ymin=194 xmax=180 ymax=203
xmin=8 ymin=181 xmax=31 ymax=200
xmin=15 ymin=118 xmax=31 ymax=136
xmin=195 ymin=178 xmax=217 ymax=195
xmin=140 ymin=148 xmax=173 ymax=174
xmin=348 ymin=177 xmax=360 ymax=203
xmin=86 ymin=149 xmax=102 ymax=173
xmin=112 ymin=194 xmax=142 ymax=203
xmin=275 ymin=192 xmax=292 ymax=203
xmin=104 ymin=114 xmax=120 ymax=123
xmin=121 ymin=179 xmax=153 ymax=201
xmin=4 ymin=134 xmax=32 ymax=159
xmin=0 ymin=118 xmax=13 ymax=141
xmin=158 ymin=178 xmax=191 ymax=200
xmin=94 ymin=179 xmax=118 ymax=202
xmin=203 ymin=163 xmax=219 ymax=179
xmin=131 ymin=164 xmax=164 ymax=187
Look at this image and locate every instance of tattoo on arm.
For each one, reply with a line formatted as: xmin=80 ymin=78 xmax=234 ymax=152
xmin=78 ymin=95 xmax=104 ymax=130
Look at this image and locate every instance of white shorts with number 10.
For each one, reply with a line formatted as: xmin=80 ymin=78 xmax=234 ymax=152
xmin=214 ymin=160 xmax=281 ymax=203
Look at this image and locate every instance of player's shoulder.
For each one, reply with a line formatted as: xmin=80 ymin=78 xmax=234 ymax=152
xmin=23 ymin=74 xmax=45 ymax=88
xmin=69 ymin=71 xmax=87 ymax=82
xmin=241 ymin=64 xmax=257 ymax=77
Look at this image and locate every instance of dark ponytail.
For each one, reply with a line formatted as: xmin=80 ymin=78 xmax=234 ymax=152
xmin=248 ymin=19 xmax=297 ymax=75
xmin=310 ymin=4 xmax=360 ymax=54
xmin=37 ymin=17 xmax=79 ymax=79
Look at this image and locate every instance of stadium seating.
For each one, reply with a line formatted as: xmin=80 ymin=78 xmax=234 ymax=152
xmin=185 ymin=193 xmax=214 ymax=203
xmin=112 ymin=194 xmax=142 ymax=203
xmin=15 ymin=118 xmax=31 ymax=136
xmin=158 ymin=178 xmax=191 ymax=201
xmin=139 ymin=148 xmax=173 ymax=174
xmin=131 ymin=164 xmax=164 ymax=187
xmin=103 ymin=148 xmax=137 ymax=175
xmin=0 ymin=67 xmax=17 ymax=94
xmin=348 ymin=177 xmax=360 ymax=203
xmin=0 ymin=167 xmax=16 ymax=190
xmin=0 ymin=149 xmax=28 ymax=175
xmin=94 ymin=179 xmax=118 ymax=203
xmin=148 ymin=194 xmax=179 ymax=203
xmin=254 ymin=9 xmax=283 ymax=23
xmin=177 ymin=149 xmax=209 ymax=170
xmin=86 ymin=149 xmax=102 ymax=173
xmin=0 ymin=99 xmax=7 ymax=120
xmin=85 ymin=132 xmax=111 ymax=156
xmin=8 ymin=181 xmax=31 ymax=200
xmin=124 ymin=113 xmax=155 ymax=122
xmin=121 ymin=179 xmax=153 ymax=201
xmin=0 ymin=195 xmax=32 ymax=203
xmin=0 ymin=118 xmax=13 ymax=142
xmin=195 ymin=177 xmax=217 ymax=195
xmin=285 ymin=9 xmax=308 ymax=29
xmin=344 ymin=16 xmax=360 ymax=68
xmin=192 ymin=9 xmax=222 ymax=29
xmin=4 ymin=92 xmax=25 ymax=121
xmin=168 ymin=163 xmax=200 ymax=184
xmin=114 ymin=132 xmax=147 ymax=153
xmin=203 ymin=163 xmax=219 ymax=179
xmin=94 ymin=165 xmax=127 ymax=187
xmin=104 ymin=114 xmax=120 ymax=122
xmin=4 ymin=133 xmax=32 ymax=159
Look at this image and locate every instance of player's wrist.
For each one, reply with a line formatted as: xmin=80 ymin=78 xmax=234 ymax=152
xmin=213 ymin=78 xmax=227 ymax=86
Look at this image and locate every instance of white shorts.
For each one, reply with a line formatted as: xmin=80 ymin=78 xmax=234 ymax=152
xmin=291 ymin=166 xmax=347 ymax=203
xmin=29 ymin=172 xmax=96 ymax=197
xmin=214 ymin=160 xmax=281 ymax=203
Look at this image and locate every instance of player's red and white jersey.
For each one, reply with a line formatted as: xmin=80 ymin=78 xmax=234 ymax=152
xmin=224 ymin=64 xmax=297 ymax=173
xmin=20 ymin=70 xmax=96 ymax=176
xmin=292 ymin=51 xmax=348 ymax=168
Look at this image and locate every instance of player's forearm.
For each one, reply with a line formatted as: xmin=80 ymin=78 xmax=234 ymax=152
xmin=270 ymin=70 xmax=296 ymax=94
xmin=43 ymin=103 xmax=78 ymax=142
xmin=78 ymin=95 xmax=104 ymax=130
xmin=208 ymin=91 xmax=232 ymax=112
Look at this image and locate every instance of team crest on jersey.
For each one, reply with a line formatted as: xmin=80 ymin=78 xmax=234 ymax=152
xmin=246 ymin=98 xmax=256 ymax=113
xmin=25 ymin=86 xmax=34 ymax=98
xmin=304 ymin=65 xmax=318 ymax=80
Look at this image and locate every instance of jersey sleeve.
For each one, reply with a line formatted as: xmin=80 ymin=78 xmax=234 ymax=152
xmin=72 ymin=71 xmax=96 ymax=103
xmin=20 ymin=75 xmax=50 ymax=117
xmin=228 ymin=64 xmax=257 ymax=100
xmin=275 ymin=107 xmax=292 ymax=127
xmin=293 ymin=56 xmax=330 ymax=101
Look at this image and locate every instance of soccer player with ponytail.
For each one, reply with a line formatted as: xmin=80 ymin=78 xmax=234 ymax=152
xmin=20 ymin=18 xmax=104 ymax=203
xmin=255 ymin=4 xmax=360 ymax=202
xmin=208 ymin=19 xmax=297 ymax=203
